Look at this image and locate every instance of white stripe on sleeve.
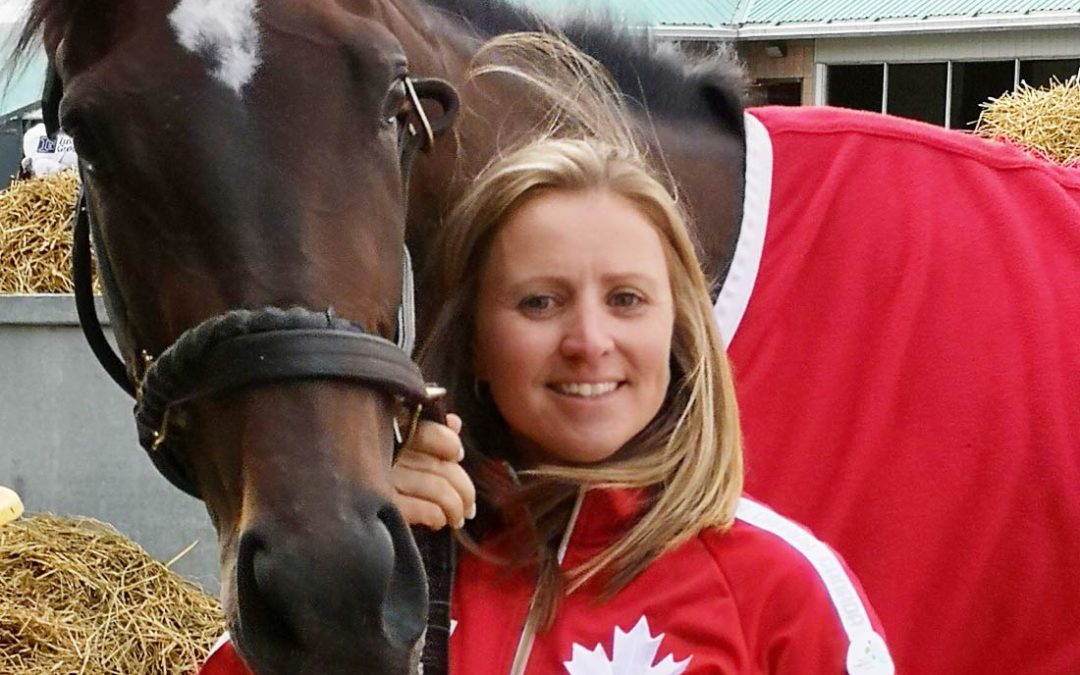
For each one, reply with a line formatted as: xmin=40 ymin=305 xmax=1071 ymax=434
xmin=735 ymin=498 xmax=895 ymax=675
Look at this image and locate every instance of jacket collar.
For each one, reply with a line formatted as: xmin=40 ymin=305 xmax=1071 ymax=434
xmin=559 ymin=487 xmax=650 ymax=569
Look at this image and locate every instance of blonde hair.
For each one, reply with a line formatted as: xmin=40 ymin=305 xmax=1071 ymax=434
xmin=420 ymin=32 xmax=743 ymax=627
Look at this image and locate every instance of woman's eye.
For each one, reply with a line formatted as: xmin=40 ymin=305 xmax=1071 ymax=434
xmin=610 ymin=291 xmax=644 ymax=308
xmin=518 ymin=295 xmax=555 ymax=313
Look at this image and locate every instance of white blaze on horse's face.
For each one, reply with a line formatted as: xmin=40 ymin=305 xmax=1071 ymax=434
xmin=168 ymin=0 xmax=261 ymax=95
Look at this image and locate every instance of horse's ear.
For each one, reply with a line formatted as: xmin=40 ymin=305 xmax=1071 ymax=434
xmin=698 ymin=73 xmax=746 ymax=140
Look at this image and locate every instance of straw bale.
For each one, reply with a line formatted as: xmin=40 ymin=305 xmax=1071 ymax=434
xmin=976 ymin=76 xmax=1080 ymax=167
xmin=0 ymin=514 xmax=224 ymax=674
xmin=0 ymin=170 xmax=85 ymax=294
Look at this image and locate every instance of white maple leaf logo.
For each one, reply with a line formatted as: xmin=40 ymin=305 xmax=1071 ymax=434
xmin=563 ymin=615 xmax=691 ymax=675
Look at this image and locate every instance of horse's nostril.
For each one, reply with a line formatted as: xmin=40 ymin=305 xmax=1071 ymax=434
xmin=236 ymin=531 xmax=298 ymax=647
xmin=229 ymin=502 xmax=428 ymax=673
xmin=377 ymin=503 xmax=428 ymax=647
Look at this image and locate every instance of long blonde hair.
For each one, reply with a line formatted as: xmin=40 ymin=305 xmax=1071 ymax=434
xmin=420 ymin=32 xmax=743 ymax=627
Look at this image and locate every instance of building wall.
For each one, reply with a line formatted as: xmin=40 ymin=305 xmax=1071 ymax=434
xmin=737 ymin=40 xmax=817 ymax=105
xmin=0 ymin=296 xmax=220 ymax=593
xmin=816 ymin=27 xmax=1080 ymax=65
xmin=0 ymin=119 xmax=21 ymax=189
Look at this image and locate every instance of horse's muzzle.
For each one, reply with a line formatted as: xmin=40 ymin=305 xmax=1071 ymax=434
xmin=232 ymin=490 xmax=427 ymax=674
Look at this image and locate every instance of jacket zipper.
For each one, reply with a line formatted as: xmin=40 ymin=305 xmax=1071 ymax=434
xmin=507 ymin=489 xmax=586 ymax=675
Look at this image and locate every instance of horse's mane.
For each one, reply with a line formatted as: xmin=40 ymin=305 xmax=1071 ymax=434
xmin=424 ymin=0 xmax=746 ymax=135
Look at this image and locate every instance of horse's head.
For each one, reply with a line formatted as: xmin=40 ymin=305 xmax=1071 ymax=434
xmin=21 ymin=0 xmax=457 ymax=672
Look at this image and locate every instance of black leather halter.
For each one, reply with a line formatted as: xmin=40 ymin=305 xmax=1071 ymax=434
xmin=62 ymin=72 xmax=460 ymax=674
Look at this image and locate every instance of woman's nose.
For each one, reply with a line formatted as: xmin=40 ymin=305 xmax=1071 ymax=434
xmin=559 ymin=302 xmax=615 ymax=361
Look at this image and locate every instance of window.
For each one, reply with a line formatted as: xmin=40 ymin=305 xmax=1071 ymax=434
xmin=827 ymin=64 xmax=883 ymax=113
xmin=950 ymin=61 xmax=1015 ymax=130
xmin=887 ymin=63 xmax=947 ymax=126
xmin=753 ymin=79 xmax=803 ymax=106
xmin=827 ymin=57 xmax=1079 ymax=130
xmin=1019 ymin=59 xmax=1080 ymax=88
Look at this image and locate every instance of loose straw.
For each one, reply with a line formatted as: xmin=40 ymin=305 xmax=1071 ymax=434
xmin=976 ymin=75 xmax=1080 ymax=167
xmin=0 ymin=170 xmax=83 ymax=293
xmin=0 ymin=514 xmax=225 ymax=674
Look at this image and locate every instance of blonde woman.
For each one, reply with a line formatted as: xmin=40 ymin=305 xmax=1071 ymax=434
xmin=397 ymin=127 xmax=895 ymax=673
xmin=399 ymin=34 xmax=893 ymax=674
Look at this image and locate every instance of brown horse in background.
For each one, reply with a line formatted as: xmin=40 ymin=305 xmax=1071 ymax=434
xmin=13 ymin=1 xmax=746 ymax=673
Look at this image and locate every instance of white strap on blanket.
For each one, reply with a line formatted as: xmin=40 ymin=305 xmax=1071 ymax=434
xmin=714 ymin=111 xmax=771 ymax=347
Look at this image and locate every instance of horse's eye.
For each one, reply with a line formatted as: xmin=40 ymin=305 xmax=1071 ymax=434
xmin=58 ymin=101 xmax=101 ymax=160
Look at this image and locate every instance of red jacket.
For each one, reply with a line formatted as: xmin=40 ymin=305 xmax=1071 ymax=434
xmin=721 ymin=106 xmax=1080 ymax=675
xmin=200 ymin=491 xmax=892 ymax=675
xmin=450 ymin=490 xmax=891 ymax=675
xmin=200 ymin=634 xmax=247 ymax=675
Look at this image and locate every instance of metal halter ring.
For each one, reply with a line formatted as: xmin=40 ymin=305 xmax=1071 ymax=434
xmin=403 ymin=76 xmax=436 ymax=152
xmin=393 ymin=385 xmax=448 ymax=450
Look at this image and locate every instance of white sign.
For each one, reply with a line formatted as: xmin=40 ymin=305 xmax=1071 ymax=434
xmin=21 ymin=122 xmax=77 ymax=177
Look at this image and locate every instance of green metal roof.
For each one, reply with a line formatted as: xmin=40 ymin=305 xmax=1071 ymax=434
xmin=513 ymin=0 xmax=1080 ymax=32
xmin=738 ymin=0 xmax=1080 ymax=26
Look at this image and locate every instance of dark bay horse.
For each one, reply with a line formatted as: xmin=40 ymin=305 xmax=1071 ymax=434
xmin=15 ymin=1 xmax=1079 ymax=674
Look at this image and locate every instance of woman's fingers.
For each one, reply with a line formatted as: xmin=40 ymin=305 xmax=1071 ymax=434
xmin=396 ymin=452 xmax=476 ymax=512
xmin=394 ymin=493 xmax=451 ymax=531
xmin=393 ymin=457 xmax=468 ymax=527
xmin=445 ymin=413 xmax=463 ymax=435
xmin=405 ymin=416 xmax=464 ymax=462
xmin=391 ymin=416 xmax=476 ymax=530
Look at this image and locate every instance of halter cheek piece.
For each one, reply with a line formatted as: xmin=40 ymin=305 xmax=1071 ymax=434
xmin=66 ymin=74 xmax=460 ymax=498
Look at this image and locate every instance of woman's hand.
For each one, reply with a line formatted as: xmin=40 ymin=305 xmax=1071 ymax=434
xmin=392 ymin=413 xmax=477 ymax=530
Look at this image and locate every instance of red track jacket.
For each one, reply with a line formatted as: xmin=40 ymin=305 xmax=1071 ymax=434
xmin=201 ymin=491 xmax=892 ymax=674
xmin=450 ymin=490 xmax=891 ymax=674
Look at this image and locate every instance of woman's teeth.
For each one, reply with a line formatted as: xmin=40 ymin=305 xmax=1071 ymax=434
xmin=554 ymin=382 xmax=618 ymax=397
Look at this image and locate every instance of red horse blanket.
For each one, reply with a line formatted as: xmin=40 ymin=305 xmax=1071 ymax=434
xmin=722 ymin=106 xmax=1080 ymax=675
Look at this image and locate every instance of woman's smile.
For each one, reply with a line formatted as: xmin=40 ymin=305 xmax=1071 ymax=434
xmin=549 ymin=381 xmax=622 ymax=398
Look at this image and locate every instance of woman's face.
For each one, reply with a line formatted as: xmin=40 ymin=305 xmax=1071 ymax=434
xmin=473 ymin=188 xmax=675 ymax=466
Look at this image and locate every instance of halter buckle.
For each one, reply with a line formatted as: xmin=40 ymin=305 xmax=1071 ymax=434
xmin=394 ymin=385 xmax=448 ymax=452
